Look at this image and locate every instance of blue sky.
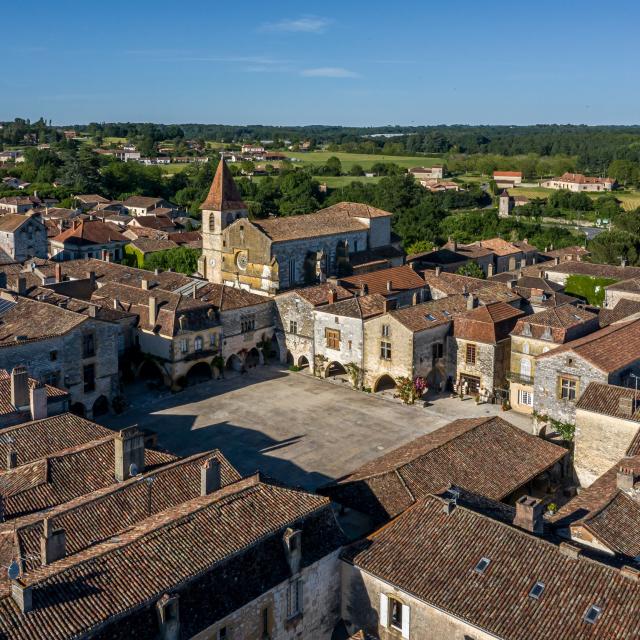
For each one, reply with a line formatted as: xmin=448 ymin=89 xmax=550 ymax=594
xmin=3 ymin=0 xmax=639 ymax=126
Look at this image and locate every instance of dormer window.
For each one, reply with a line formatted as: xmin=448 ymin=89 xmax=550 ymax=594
xmin=541 ymin=327 xmax=552 ymax=341
xmin=522 ymin=322 xmax=532 ymax=336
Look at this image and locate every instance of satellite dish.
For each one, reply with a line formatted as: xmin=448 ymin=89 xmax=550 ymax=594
xmin=129 ymin=463 xmax=139 ymax=477
xmin=7 ymin=560 xmax=19 ymax=581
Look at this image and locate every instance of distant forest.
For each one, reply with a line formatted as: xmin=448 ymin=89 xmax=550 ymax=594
xmin=4 ymin=120 xmax=640 ymax=174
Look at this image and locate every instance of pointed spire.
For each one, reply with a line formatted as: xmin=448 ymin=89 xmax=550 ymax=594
xmin=200 ymin=159 xmax=246 ymax=211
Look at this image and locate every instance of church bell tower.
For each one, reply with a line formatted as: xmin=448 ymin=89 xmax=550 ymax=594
xmin=199 ymin=159 xmax=248 ymax=283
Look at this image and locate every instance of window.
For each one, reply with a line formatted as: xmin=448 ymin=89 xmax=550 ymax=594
xmin=43 ymin=371 xmax=59 ymax=387
xmin=474 ymin=557 xmax=490 ymax=574
xmin=584 ymin=605 xmax=601 ymax=625
xmin=466 ymin=343 xmax=477 ymax=365
xmin=241 ymin=315 xmax=256 ymax=333
xmin=522 ymin=342 xmax=530 ymax=355
xmin=529 ymin=581 xmax=545 ymax=600
xmin=380 ymin=341 xmax=392 ymax=360
xmin=289 ymin=320 xmax=298 ymax=335
xmin=194 ymin=336 xmax=203 ymax=351
xmin=261 ymin=606 xmax=270 ymax=636
xmin=210 ymin=333 xmax=217 ymax=348
xmin=325 ymin=328 xmax=340 ymax=350
xmin=522 ymin=322 xmax=532 ymax=337
xmin=381 ymin=324 xmax=390 ymax=337
xmin=82 ymin=333 xmax=95 ymax=358
xmin=287 ymin=579 xmax=303 ymax=618
xmin=432 ymin=343 xmax=444 ymax=359
xmin=389 ymin=597 xmax=403 ymax=630
xmin=519 ymin=389 xmax=533 ymax=406
xmin=218 ymin=626 xmax=228 ymax=640
xmin=560 ymin=377 xmax=577 ymax=401
xmin=180 ymin=339 xmax=188 ymax=353
xmin=49 ymin=350 xmax=58 ymax=361
xmin=520 ymin=358 xmax=531 ymax=378
xmin=288 ymin=258 xmax=296 ymax=284
xmin=83 ymin=364 xmax=95 ymax=393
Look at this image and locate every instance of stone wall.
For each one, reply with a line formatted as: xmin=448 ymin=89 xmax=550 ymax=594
xmin=221 ymin=300 xmax=275 ymax=363
xmin=192 ymin=550 xmax=342 ymax=640
xmin=274 ymin=293 xmax=316 ymax=366
xmin=1 ymin=217 xmax=48 ymax=261
xmin=604 ymin=289 xmax=640 ymax=309
xmin=314 ymin=310 xmax=364 ymax=377
xmin=341 ymin=561 xmax=496 ymax=640
xmin=452 ymin=337 xmax=498 ymax=393
xmin=574 ymin=409 xmax=640 ymax=486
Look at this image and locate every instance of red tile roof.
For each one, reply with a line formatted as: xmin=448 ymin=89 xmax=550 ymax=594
xmin=338 ymin=265 xmax=425 ymax=296
xmin=52 ymin=221 xmax=127 ymax=246
xmin=200 ymin=159 xmax=246 ymax=211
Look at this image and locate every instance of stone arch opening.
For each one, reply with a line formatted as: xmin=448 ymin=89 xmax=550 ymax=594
xmin=92 ymin=395 xmax=109 ymax=417
xmin=226 ymin=354 xmax=243 ymax=372
xmin=186 ymin=361 xmax=213 ymax=385
xmin=286 ymin=350 xmax=295 ymax=365
xmin=245 ymin=347 xmax=261 ymax=368
xmin=374 ymin=374 xmax=397 ymax=393
xmin=70 ymin=402 xmax=86 ymax=417
xmin=326 ymin=361 xmax=347 ymax=378
xmin=298 ymin=355 xmax=310 ymax=370
xmin=138 ymin=360 xmax=164 ymax=382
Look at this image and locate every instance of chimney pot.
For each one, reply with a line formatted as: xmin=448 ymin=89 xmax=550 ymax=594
xmin=200 ymin=457 xmax=221 ymax=496
xmin=54 ymin=263 xmax=62 ymax=283
xmin=141 ymin=279 xmax=149 ymax=290
xmin=514 ymin=495 xmax=544 ymax=534
xmin=11 ymin=366 xmax=29 ymax=409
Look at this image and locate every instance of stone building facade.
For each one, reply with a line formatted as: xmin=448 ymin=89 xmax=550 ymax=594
xmin=0 ymin=213 xmax=48 ymax=261
xmin=199 ymin=160 xmax=401 ymax=295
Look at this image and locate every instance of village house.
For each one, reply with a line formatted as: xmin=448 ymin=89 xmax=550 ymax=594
xmin=508 ymin=305 xmax=599 ymax=415
xmin=541 ymin=172 xmax=615 ymax=192
xmin=604 ymin=277 xmax=640 ymax=308
xmin=320 ymin=416 xmax=568 ymax=529
xmin=533 ymin=318 xmax=640 ymax=425
xmin=573 ymin=382 xmax=640 ymax=487
xmin=493 ymin=170 xmax=523 ymax=188
xmin=539 ymin=260 xmax=640 ymax=289
xmin=0 ymin=195 xmax=40 ymax=214
xmin=275 ymin=283 xmax=352 ymax=370
xmin=122 ymin=195 xmax=175 ymax=216
xmin=419 ymin=179 xmax=461 ymax=192
xmin=408 ymin=165 xmax=444 ymax=180
xmin=537 ymin=245 xmax=591 ymax=264
xmin=73 ymin=194 xmax=110 ymax=210
xmin=0 ymin=441 xmax=346 ymax=640
xmin=0 ymin=292 xmax=120 ymax=418
xmin=490 ymin=270 xmax=579 ymax=312
xmin=49 ymin=220 xmax=129 ymax=262
xmin=0 ymin=213 xmax=48 ymax=261
xmin=340 ymin=487 xmax=640 ymax=640
xmin=127 ymin=214 xmax=178 ymax=233
xmin=452 ymin=300 xmax=524 ymax=399
xmin=0 ymin=366 xmax=69 ymax=427
xmin=198 ymin=160 xmax=403 ymax=293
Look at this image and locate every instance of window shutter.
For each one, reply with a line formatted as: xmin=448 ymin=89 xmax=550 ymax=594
xmin=401 ymin=603 xmax=410 ymax=639
xmin=379 ymin=593 xmax=388 ymax=628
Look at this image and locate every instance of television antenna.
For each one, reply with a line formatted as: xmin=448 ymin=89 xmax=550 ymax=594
xmin=129 ymin=463 xmax=139 ymax=477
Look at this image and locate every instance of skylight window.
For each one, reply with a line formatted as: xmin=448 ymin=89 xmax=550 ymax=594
xmin=474 ymin=557 xmax=490 ymax=574
xmin=443 ymin=310 xmax=451 ymax=317
xmin=584 ymin=605 xmax=602 ymax=624
xmin=529 ymin=582 xmax=545 ymax=600
xmin=426 ymin=314 xmax=436 ymax=321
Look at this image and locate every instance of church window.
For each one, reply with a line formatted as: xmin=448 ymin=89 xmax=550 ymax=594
xmin=289 ymin=258 xmax=296 ymax=284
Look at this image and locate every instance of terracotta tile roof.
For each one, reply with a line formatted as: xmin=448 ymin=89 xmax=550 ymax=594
xmin=252 ymin=202 xmax=392 ymax=243
xmin=344 ymin=493 xmax=640 ymax=640
xmin=74 ymin=194 xmax=109 ymax=205
xmin=338 ymin=265 xmax=426 ymax=297
xmin=493 ymin=170 xmax=523 ymax=177
xmin=0 ymin=413 xmax=111 ymax=468
xmin=0 ymin=295 xmax=87 ymax=346
xmin=571 ymin=491 xmax=640 ymax=559
xmin=511 ymin=305 xmax=597 ymax=342
xmin=453 ymin=301 xmax=524 ymax=343
xmin=318 ymin=293 xmax=387 ymax=320
xmin=599 ymin=298 xmax=640 ymax=326
xmin=195 ymin=282 xmax=271 ymax=311
xmin=0 ymin=215 xmax=32 ymax=233
xmin=51 ymin=221 xmax=127 ymax=246
xmin=463 ymin=237 xmax=534 ymax=257
xmin=285 ymin=283 xmax=353 ymax=307
xmin=605 ymin=277 xmax=640 ymax=293
xmin=440 ymin=240 xmax=493 ymax=259
xmin=536 ymin=318 xmax=640 ymax=373
xmin=0 ymin=476 xmax=344 ymax=640
xmin=389 ymin=295 xmax=469 ymax=332
xmin=543 ymin=261 xmax=640 ymax=280
xmin=0 ymin=370 xmax=67 ymax=417
xmin=128 ymin=215 xmax=177 ymax=231
xmin=122 ymin=196 xmax=165 ymax=208
xmin=320 ymin=417 xmax=566 ymax=523
xmin=420 ymin=270 xmax=521 ymax=303
xmin=200 ymin=159 xmax=246 ymax=211
xmin=539 ymin=246 xmax=590 ymax=260
xmin=0 ymin=433 xmax=176 ymax=520
xmin=576 ymin=382 xmax=640 ymax=422
xmin=556 ymin=172 xmax=615 ymax=185
xmin=129 ymin=238 xmax=179 ymax=254
xmin=1 ymin=450 xmax=241 ymax=582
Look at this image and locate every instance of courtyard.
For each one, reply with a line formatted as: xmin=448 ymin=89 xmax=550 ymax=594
xmin=105 ymin=365 xmax=533 ymax=490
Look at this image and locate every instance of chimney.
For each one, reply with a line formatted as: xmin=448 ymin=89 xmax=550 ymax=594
xmin=101 ymin=249 xmax=111 ymax=263
xmin=559 ymin=541 xmax=581 ymax=560
xmin=29 ymin=381 xmax=47 ymax=421
xmin=328 ymin=288 xmax=337 ymax=304
xmin=16 ymin=277 xmax=26 ymax=295
xmin=466 ymin=294 xmax=478 ymax=310
xmin=54 ymin=263 xmax=62 ymax=283
xmin=359 ymin=282 xmax=368 ymax=296
xmin=40 ymin=518 xmax=66 ymax=565
xmin=507 ymin=279 xmax=515 ymax=290
xmin=87 ymin=271 xmax=96 ymax=288
xmin=141 ymin=279 xmax=149 ymax=290
xmin=192 ymin=284 xmax=197 ymax=299
xmin=114 ymin=426 xmax=145 ymax=482
xmin=386 ymin=280 xmax=393 ymax=292
xmin=11 ymin=581 xmax=32 ymax=614
xmin=73 ymin=219 xmax=81 ymax=230
xmin=154 ymin=268 xmax=160 ymax=275
xmin=383 ymin=298 xmax=393 ymax=313
xmin=617 ymin=466 xmax=637 ymax=492
xmin=622 ymin=258 xmax=628 ymax=268
xmin=11 ymin=366 xmax=29 ymax=409
xmin=148 ymin=297 xmax=158 ymax=327
xmin=6 ymin=450 xmax=17 ymax=470
xmin=621 ymin=565 xmax=640 ymax=582
xmin=282 ymin=527 xmax=302 ymax=574
xmin=435 ymin=266 xmax=442 ymax=277
xmin=514 ymin=496 xmax=544 ymax=534
xmin=200 ymin=457 xmax=221 ymax=496
xmin=619 ymin=395 xmax=636 ymax=417
xmin=554 ymin=257 xmax=561 ymax=265
xmin=113 ymin=298 xmax=119 ymax=310
xmin=487 ymin=263 xmax=494 ymax=278
xmin=0 ymin=273 xmax=6 ymax=289
xmin=442 ymin=499 xmax=456 ymax=515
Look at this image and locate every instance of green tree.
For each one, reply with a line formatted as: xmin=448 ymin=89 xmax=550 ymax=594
xmin=457 ymin=262 xmax=486 ymax=279
xmin=405 ymin=239 xmax=434 ymax=255
xmin=143 ymin=247 xmax=201 ymax=274
xmin=588 ymin=230 xmax=640 ymax=266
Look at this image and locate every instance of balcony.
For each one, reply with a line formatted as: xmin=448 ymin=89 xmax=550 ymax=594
xmin=507 ymin=371 xmax=534 ymax=386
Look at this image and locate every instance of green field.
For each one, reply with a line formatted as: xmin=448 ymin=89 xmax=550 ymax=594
xmin=282 ymin=150 xmax=441 ymax=171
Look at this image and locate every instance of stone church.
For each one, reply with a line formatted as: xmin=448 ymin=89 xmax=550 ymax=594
xmin=198 ymin=160 xmax=403 ymax=295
